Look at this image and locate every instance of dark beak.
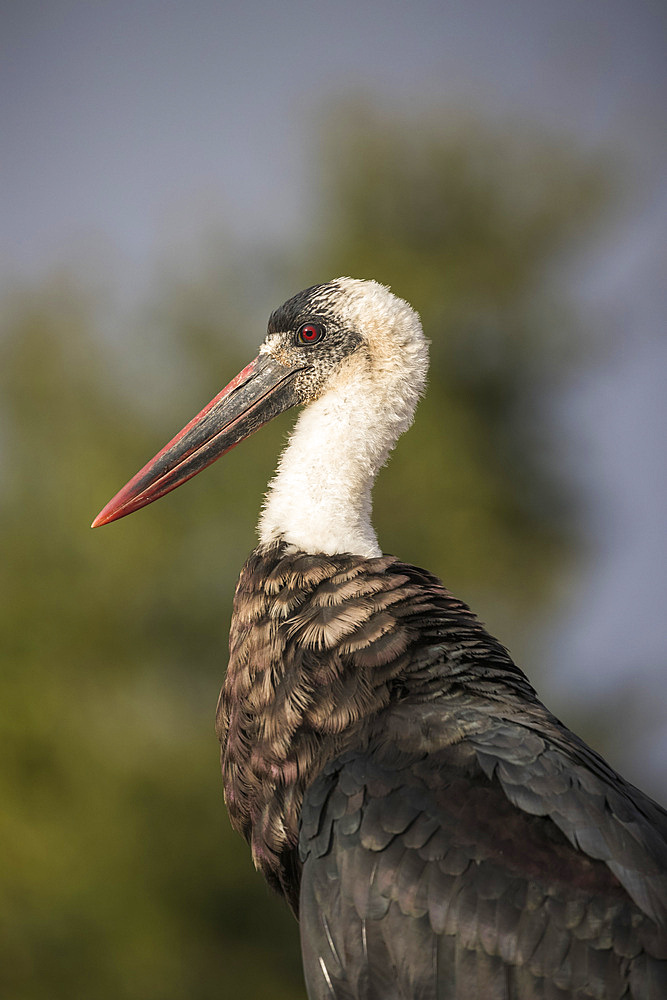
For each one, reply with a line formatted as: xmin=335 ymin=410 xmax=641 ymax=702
xmin=92 ymin=352 xmax=304 ymax=527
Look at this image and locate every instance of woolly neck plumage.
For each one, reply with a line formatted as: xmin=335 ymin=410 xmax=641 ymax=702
xmin=258 ymin=279 xmax=429 ymax=558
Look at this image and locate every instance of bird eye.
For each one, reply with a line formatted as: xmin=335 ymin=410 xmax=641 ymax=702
xmin=296 ymin=323 xmax=324 ymax=345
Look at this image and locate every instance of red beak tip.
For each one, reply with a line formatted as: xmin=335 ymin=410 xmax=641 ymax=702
xmin=91 ymin=503 xmax=123 ymax=528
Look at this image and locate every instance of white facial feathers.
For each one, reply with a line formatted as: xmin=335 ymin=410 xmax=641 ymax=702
xmin=258 ymin=279 xmax=429 ymax=557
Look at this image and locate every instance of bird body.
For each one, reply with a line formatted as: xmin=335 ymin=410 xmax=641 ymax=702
xmin=94 ymin=279 xmax=667 ymax=998
xmin=219 ymin=542 xmax=667 ymax=998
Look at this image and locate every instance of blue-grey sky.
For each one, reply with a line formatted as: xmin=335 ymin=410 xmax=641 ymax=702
xmin=3 ymin=1 xmax=667 ymax=789
xmin=4 ymin=1 xmax=666 ymax=277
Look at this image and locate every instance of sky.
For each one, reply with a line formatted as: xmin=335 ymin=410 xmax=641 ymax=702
xmin=4 ymin=1 xmax=666 ymax=278
xmin=3 ymin=0 xmax=667 ymax=788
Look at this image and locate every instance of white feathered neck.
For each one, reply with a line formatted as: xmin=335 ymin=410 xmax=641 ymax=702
xmin=258 ymin=279 xmax=429 ymax=557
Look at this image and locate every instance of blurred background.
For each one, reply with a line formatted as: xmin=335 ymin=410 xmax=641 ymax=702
xmin=2 ymin=2 xmax=666 ymax=998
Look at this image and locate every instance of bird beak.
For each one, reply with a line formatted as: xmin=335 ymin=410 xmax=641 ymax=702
xmin=92 ymin=352 xmax=304 ymax=527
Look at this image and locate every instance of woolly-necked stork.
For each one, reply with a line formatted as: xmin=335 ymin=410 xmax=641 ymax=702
xmin=94 ymin=278 xmax=667 ymax=999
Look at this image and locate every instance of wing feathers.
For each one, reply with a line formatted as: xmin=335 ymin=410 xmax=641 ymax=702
xmin=220 ymin=544 xmax=667 ymax=997
xmin=300 ymin=748 xmax=667 ymax=999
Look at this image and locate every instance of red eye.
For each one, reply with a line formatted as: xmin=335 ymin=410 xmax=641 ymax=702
xmin=297 ymin=323 xmax=324 ymax=345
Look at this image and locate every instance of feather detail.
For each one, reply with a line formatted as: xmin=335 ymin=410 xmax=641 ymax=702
xmin=217 ymin=541 xmax=667 ymax=995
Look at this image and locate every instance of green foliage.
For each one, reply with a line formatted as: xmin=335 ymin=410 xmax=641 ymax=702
xmin=0 ymin=107 xmax=610 ymax=998
xmin=310 ymin=105 xmax=609 ymax=635
xmin=0 ymin=281 xmax=304 ymax=999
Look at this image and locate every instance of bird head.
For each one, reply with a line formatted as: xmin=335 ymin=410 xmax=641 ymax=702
xmin=92 ymin=278 xmax=427 ymax=528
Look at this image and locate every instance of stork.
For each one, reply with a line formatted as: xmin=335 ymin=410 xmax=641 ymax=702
xmin=94 ymin=278 xmax=667 ymax=999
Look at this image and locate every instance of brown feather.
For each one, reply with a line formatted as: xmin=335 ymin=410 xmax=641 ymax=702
xmin=217 ymin=541 xmax=534 ymax=903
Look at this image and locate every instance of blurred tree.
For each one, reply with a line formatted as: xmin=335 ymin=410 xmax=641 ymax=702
xmin=0 ymin=280 xmax=304 ymax=1000
xmin=308 ymin=103 xmax=610 ymax=645
xmin=0 ymin=105 xmax=613 ymax=999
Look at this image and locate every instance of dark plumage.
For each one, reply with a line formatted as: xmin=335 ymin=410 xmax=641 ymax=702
xmin=94 ymin=278 xmax=667 ymax=998
xmin=218 ymin=543 xmax=667 ymax=999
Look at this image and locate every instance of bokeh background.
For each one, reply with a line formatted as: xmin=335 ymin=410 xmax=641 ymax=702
xmin=2 ymin=2 xmax=666 ymax=998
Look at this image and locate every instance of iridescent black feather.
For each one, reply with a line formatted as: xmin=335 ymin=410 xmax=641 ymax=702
xmin=217 ymin=543 xmax=667 ymax=999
